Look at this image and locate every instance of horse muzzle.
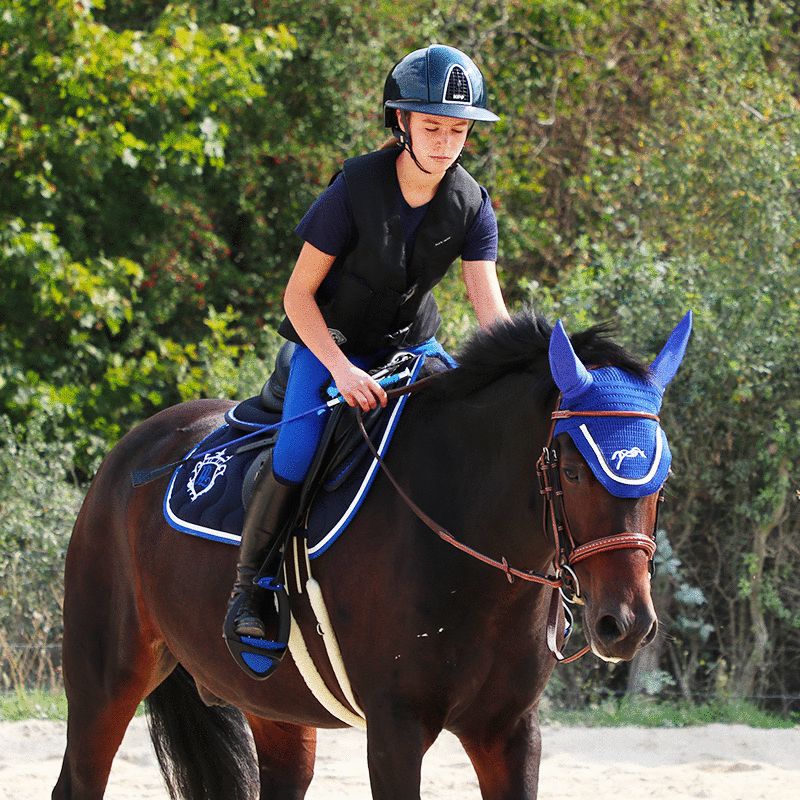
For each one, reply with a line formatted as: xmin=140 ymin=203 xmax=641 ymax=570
xmin=583 ymin=597 xmax=658 ymax=662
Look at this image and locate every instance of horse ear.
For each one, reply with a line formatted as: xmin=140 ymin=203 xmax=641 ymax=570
xmin=549 ymin=319 xmax=593 ymax=399
xmin=649 ymin=311 xmax=693 ymax=390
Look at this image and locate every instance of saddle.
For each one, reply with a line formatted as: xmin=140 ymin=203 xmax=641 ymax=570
xmin=163 ymin=344 xmax=447 ymax=679
xmin=226 ymin=344 xmax=425 ymax=509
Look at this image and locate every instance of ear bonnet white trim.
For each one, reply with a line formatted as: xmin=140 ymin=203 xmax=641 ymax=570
xmin=578 ymin=423 xmax=664 ymax=486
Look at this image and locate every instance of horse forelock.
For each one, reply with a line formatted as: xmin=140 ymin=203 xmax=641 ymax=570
xmin=423 ymin=310 xmax=649 ymax=402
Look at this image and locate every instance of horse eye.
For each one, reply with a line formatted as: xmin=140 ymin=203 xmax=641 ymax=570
xmin=562 ymin=466 xmax=579 ymax=482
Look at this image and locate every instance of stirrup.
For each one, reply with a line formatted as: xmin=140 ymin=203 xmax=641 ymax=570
xmin=223 ymin=578 xmax=290 ymax=680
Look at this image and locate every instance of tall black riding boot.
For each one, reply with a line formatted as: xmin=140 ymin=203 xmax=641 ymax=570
xmin=229 ymin=464 xmax=298 ymax=638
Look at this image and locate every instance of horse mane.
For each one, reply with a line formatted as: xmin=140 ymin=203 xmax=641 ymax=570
xmin=424 ymin=310 xmax=650 ymax=400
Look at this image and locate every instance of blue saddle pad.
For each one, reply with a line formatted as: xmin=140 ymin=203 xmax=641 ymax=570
xmin=163 ymin=354 xmax=425 ymax=558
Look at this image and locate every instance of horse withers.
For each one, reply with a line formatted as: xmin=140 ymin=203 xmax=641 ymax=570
xmin=53 ymin=311 xmax=691 ymax=800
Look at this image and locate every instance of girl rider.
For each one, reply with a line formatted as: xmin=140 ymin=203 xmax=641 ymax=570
xmin=229 ymin=44 xmax=510 ymax=641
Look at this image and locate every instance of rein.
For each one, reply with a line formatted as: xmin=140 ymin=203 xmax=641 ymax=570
xmin=358 ymin=384 xmax=660 ymax=664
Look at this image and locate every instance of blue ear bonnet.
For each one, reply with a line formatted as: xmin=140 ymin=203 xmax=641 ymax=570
xmin=548 ymin=312 xmax=692 ymax=499
xmin=552 ymin=367 xmax=670 ymax=498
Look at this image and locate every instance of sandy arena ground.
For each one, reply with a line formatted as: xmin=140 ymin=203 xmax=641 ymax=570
xmin=2 ymin=719 xmax=798 ymax=798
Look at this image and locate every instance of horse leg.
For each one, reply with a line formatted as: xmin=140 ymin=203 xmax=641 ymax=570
xmin=53 ymin=505 xmax=176 ymax=799
xmin=52 ymin=629 xmax=174 ymax=800
xmin=365 ymin=708 xmax=438 ymax=800
xmin=457 ymin=710 xmax=542 ymax=800
xmin=245 ymin=715 xmax=317 ymax=799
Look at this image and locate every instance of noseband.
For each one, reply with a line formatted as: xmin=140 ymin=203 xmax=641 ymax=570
xmin=356 ymin=387 xmax=662 ymax=664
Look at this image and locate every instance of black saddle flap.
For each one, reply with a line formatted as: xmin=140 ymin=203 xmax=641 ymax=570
xmin=321 ymin=404 xmax=384 ymax=490
xmin=261 ymin=341 xmax=296 ymax=413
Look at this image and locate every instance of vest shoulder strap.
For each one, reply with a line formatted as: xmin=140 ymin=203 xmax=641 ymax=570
xmin=342 ymin=149 xmax=399 ymax=228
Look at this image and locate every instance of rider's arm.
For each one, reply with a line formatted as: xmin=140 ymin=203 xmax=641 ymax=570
xmin=283 ymin=241 xmax=387 ymax=410
xmin=461 ymin=260 xmax=510 ymax=328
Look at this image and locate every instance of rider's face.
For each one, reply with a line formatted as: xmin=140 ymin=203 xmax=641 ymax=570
xmin=398 ymin=111 xmax=469 ymax=174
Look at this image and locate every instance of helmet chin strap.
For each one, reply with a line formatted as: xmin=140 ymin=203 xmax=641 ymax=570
xmin=396 ymin=110 xmax=432 ymax=175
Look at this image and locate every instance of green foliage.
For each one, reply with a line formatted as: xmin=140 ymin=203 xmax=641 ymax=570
xmin=0 ymin=2 xmax=294 ymax=471
xmin=0 ymin=688 xmax=69 ymax=721
xmin=534 ymin=240 xmax=799 ymax=699
xmin=523 ymin=0 xmax=799 ymax=706
xmin=1 ymin=0 xmax=798 ymax=706
xmin=0 ymin=413 xmax=83 ymax=690
xmin=2 ymin=688 xmax=795 ymax=726
xmin=542 ymin=698 xmax=798 ymax=728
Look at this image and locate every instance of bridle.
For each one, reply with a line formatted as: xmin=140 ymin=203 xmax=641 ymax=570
xmin=535 ymin=401 xmax=662 ymax=660
xmin=356 ymin=384 xmax=662 ymax=664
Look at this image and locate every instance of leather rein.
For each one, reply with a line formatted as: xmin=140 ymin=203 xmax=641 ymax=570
xmin=356 ymin=380 xmax=661 ymax=664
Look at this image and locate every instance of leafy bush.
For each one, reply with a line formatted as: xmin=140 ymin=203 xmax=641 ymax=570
xmin=0 ymin=1 xmax=296 ymax=474
xmin=530 ymin=0 xmax=800 ymax=710
xmin=0 ymin=413 xmax=83 ymax=690
xmin=1 ymin=0 xmax=798 ymax=706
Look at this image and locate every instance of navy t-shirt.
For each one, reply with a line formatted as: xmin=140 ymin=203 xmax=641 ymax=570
xmin=295 ymin=171 xmax=498 ymax=263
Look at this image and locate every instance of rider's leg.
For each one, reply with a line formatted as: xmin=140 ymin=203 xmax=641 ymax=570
xmin=270 ymin=346 xmax=377 ymax=483
xmin=231 ymin=345 xmax=382 ymax=638
xmin=231 ymin=346 xmax=330 ymax=638
xmin=230 ymin=456 xmax=298 ymax=638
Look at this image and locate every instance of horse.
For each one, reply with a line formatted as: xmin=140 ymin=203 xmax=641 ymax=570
xmin=53 ymin=311 xmax=691 ymax=800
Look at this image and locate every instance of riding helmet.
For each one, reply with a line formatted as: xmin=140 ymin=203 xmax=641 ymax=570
xmin=383 ymin=44 xmax=499 ymax=127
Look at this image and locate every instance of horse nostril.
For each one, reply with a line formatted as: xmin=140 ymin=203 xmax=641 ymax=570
xmin=596 ymin=614 xmax=624 ymax=643
xmin=641 ymin=619 xmax=658 ymax=647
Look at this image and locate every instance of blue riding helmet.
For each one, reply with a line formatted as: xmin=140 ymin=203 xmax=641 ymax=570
xmin=383 ymin=44 xmax=500 ymax=127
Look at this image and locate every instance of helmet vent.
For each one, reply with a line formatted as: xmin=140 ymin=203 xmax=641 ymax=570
xmin=443 ymin=64 xmax=472 ymax=104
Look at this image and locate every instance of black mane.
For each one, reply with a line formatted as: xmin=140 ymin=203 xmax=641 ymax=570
xmin=425 ymin=310 xmax=649 ymax=399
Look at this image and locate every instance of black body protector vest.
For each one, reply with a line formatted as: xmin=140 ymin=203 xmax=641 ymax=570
xmin=278 ymin=148 xmax=483 ymax=354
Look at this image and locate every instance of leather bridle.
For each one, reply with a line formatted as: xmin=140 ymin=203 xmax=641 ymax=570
xmin=356 ymin=384 xmax=662 ymax=664
xmin=535 ymin=401 xmax=662 ymax=660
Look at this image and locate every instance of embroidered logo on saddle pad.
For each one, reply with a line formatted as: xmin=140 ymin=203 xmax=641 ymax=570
xmin=187 ymin=451 xmax=232 ymax=501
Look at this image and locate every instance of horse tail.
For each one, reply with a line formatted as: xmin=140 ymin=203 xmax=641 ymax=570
xmin=144 ymin=665 xmax=257 ymax=800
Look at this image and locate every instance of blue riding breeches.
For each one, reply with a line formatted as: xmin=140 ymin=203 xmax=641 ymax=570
xmin=272 ymin=339 xmax=455 ymax=485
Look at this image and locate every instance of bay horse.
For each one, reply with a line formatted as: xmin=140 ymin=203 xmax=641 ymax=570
xmin=53 ymin=312 xmax=690 ymax=800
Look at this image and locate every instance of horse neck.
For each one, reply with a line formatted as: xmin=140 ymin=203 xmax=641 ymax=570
xmin=404 ymin=371 xmax=555 ymax=572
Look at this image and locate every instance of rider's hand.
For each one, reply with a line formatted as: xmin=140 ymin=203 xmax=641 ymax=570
xmin=331 ymin=363 xmax=388 ymax=412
